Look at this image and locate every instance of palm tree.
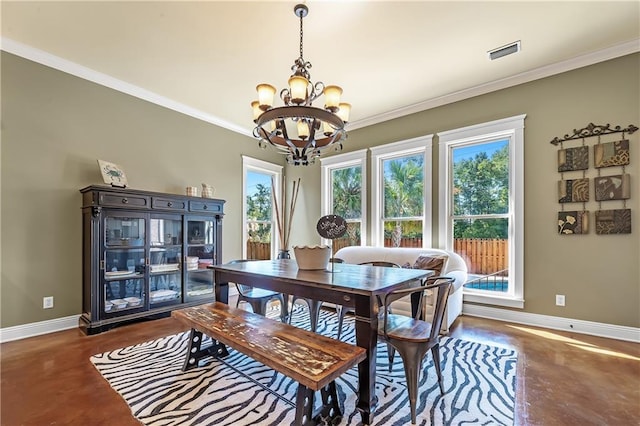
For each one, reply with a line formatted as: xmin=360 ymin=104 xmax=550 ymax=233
xmin=332 ymin=166 xmax=362 ymax=246
xmin=384 ymin=157 xmax=424 ymax=247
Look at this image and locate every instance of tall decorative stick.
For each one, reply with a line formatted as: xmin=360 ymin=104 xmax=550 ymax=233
xmin=271 ymin=175 xmax=285 ymax=249
xmin=285 ymin=178 xmax=301 ymax=250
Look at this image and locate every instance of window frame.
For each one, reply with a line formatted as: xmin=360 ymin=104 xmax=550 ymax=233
xmin=320 ymin=149 xmax=368 ymax=247
xmin=370 ymin=135 xmax=433 ymax=248
xmin=242 ymin=156 xmax=283 ymax=259
xmin=438 ymin=114 xmax=526 ymax=308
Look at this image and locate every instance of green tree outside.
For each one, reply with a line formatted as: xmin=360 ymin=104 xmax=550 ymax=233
xmin=331 ymin=166 xmax=362 ymax=246
xmin=246 ymin=182 xmax=272 ymax=243
xmin=383 ymin=155 xmax=424 ymax=246
xmin=453 ymin=144 xmax=509 ymax=239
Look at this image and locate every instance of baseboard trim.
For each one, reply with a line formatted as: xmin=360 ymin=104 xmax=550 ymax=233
xmin=3 ymin=307 xmax=639 ymax=344
xmin=0 ymin=315 xmax=81 ymax=343
xmin=463 ymin=304 xmax=640 ymax=343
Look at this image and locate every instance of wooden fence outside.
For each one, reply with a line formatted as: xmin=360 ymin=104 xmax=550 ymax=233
xmin=246 ymin=241 xmax=271 ymax=260
xmin=454 ymin=238 xmax=508 ymax=275
xmin=246 ymin=237 xmax=507 ymax=274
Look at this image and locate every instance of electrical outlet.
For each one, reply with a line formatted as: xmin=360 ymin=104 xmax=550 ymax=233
xmin=555 ymin=294 xmax=565 ymax=307
xmin=43 ymin=296 xmax=54 ymax=309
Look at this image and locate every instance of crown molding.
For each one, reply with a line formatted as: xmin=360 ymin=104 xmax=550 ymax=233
xmin=2 ymin=37 xmax=638 ymax=135
xmin=0 ymin=37 xmax=252 ymax=137
xmin=348 ymin=38 xmax=640 ymax=131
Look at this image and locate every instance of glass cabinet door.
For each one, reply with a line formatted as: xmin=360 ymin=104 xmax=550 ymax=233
xmin=149 ymin=217 xmax=183 ymax=306
xmin=185 ymin=217 xmax=216 ymax=299
xmin=103 ymin=214 xmax=146 ymax=315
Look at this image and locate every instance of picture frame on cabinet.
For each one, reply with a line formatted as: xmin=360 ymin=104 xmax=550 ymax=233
xmin=98 ymin=160 xmax=128 ymax=188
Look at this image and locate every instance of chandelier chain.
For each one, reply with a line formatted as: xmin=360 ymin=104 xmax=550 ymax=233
xmin=299 ymin=11 xmax=304 ymax=60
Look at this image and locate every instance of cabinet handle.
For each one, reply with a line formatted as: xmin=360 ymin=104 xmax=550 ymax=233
xmin=122 ymin=198 xmax=129 ymax=204
xmin=168 ymin=202 xmax=173 ymax=207
xmin=203 ymin=205 xmax=208 ymax=210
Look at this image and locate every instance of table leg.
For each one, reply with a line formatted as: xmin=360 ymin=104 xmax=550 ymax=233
xmin=354 ymin=295 xmax=377 ymax=425
xmin=215 ymin=273 xmax=229 ymax=304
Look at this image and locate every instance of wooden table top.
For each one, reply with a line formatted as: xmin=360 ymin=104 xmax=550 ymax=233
xmin=210 ymin=259 xmax=432 ymax=296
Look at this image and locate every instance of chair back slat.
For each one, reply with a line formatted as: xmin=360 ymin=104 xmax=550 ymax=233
xmin=380 ymin=276 xmax=454 ymax=339
xmin=426 ymin=278 xmax=453 ymax=340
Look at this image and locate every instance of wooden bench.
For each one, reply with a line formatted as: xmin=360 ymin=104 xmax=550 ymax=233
xmin=172 ymin=302 xmax=366 ymax=425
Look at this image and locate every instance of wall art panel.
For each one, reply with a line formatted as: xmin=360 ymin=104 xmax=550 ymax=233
xmin=595 ymin=209 xmax=632 ymax=234
xmin=594 ymin=139 xmax=630 ymax=168
xmin=558 ymin=146 xmax=589 ymax=172
xmin=594 ymin=174 xmax=630 ymax=201
xmin=558 ymin=178 xmax=589 ymax=203
xmin=558 ymin=211 xmax=589 ymax=235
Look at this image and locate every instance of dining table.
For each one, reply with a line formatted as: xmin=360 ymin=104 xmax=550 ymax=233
xmin=210 ymin=259 xmax=433 ymax=425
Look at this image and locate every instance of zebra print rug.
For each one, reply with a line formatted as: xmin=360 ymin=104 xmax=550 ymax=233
xmin=91 ymin=307 xmax=517 ymax=425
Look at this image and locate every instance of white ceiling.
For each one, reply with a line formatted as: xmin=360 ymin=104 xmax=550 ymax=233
xmin=2 ymin=1 xmax=639 ymax=136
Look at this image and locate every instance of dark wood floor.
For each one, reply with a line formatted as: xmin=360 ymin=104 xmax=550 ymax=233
xmin=1 ymin=314 xmax=638 ymax=425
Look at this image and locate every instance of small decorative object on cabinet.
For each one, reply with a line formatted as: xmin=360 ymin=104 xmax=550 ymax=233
xmin=98 ymin=160 xmax=128 ymax=188
xmin=79 ymin=185 xmax=225 ymax=335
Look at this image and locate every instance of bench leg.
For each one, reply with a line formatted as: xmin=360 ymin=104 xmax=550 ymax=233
xmin=294 ymin=381 xmax=342 ymax=426
xmin=295 ymin=384 xmax=315 ymax=425
xmin=317 ymin=381 xmax=342 ymax=425
xmin=182 ymin=328 xmax=229 ymax=372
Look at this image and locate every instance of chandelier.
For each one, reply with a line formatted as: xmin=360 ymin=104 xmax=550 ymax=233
xmin=251 ymin=3 xmax=350 ymax=166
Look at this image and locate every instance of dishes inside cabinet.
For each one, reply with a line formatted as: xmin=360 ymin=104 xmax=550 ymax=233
xmin=150 ymin=290 xmax=179 ymax=303
xmin=110 ymin=299 xmax=128 ymax=309
xmin=186 ymin=256 xmax=199 ymax=271
xmin=149 ymin=263 xmax=180 ymax=273
xmin=105 ymin=270 xmax=137 ymax=278
xmin=123 ymin=297 xmax=142 ymax=307
xmin=104 ymin=301 xmax=113 ymax=312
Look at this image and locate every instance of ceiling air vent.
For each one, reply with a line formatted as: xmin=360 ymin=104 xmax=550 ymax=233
xmin=488 ymin=41 xmax=521 ymax=60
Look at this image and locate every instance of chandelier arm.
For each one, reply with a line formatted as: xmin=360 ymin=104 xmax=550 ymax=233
xmin=280 ymin=88 xmax=292 ymax=105
xmin=307 ymin=82 xmax=324 ymax=105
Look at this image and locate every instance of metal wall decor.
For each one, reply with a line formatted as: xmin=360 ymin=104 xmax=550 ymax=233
xmin=549 ymin=123 xmax=638 ymax=145
xmin=551 ymin=122 xmax=636 ymax=236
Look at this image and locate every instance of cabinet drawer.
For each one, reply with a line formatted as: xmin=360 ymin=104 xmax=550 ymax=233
xmin=189 ymin=200 xmax=222 ymax=213
xmin=99 ymin=192 xmax=149 ymax=208
xmin=152 ymin=197 xmax=186 ymax=211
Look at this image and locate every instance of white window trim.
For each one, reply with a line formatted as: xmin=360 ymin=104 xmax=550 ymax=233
xmin=438 ymin=114 xmax=525 ymax=308
xmin=242 ymin=156 xmax=283 ymax=259
xmin=370 ymin=135 xmax=433 ymax=247
xmin=320 ymin=149 xmax=368 ymax=247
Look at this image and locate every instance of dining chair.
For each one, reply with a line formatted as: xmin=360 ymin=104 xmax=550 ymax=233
xmin=228 ymin=259 xmax=288 ymax=322
xmin=288 ymin=257 xmax=344 ymax=332
xmin=334 ymin=261 xmax=400 ymax=340
xmin=377 ymin=276 xmax=454 ymax=424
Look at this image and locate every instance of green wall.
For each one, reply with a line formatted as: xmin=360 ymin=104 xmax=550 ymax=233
xmin=1 ymin=51 xmax=639 ymax=329
xmin=1 ymin=52 xmax=284 ymax=327
xmin=291 ymin=53 xmax=640 ymax=328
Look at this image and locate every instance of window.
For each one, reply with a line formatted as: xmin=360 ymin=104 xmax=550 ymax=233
xmin=320 ymin=149 xmax=367 ymax=252
xmin=370 ymin=136 xmax=433 ymax=247
xmin=438 ymin=114 xmax=525 ymax=308
xmin=242 ymin=156 xmax=282 ymax=259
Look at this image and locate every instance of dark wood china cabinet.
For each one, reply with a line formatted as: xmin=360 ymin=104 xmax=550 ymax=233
xmin=80 ymin=185 xmax=224 ymax=334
